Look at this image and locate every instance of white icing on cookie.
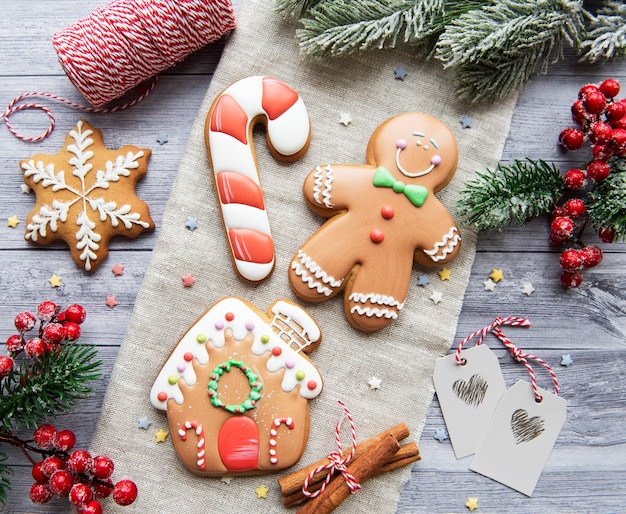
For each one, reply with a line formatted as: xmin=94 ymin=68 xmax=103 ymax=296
xmin=312 ymin=164 xmax=335 ymax=208
xmin=423 ymin=227 xmax=461 ymax=261
xmin=290 ymin=249 xmax=342 ymax=296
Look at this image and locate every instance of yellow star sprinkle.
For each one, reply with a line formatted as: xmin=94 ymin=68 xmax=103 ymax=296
xmin=155 ymin=428 xmax=169 ymax=443
xmin=48 ymin=274 xmax=62 ymax=288
xmin=489 ymin=268 xmax=504 ymax=283
xmin=466 ymin=497 xmax=479 ymax=511
xmin=438 ymin=267 xmax=451 ymax=280
xmin=7 ymin=215 xmax=19 ymax=228
xmin=255 ymin=484 xmax=269 ymax=499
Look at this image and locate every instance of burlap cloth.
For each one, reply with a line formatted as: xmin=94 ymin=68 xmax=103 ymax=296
xmin=90 ymin=0 xmax=518 ymax=511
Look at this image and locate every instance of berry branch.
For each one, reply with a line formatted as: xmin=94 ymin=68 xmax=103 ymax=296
xmin=458 ymin=78 xmax=626 ymax=288
xmin=0 ymin=302 xmax=137 ymax=511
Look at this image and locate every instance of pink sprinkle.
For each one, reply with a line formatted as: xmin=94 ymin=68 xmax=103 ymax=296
xmin=431 ymin=154 xmax=442 ymax=165
xmin=245 ymin=321 xmax=255 ymax=331
xmin=285 ymin=359 xmax=295 ymax=369
xmin=396 ymin=138 xmax=407 ymax=149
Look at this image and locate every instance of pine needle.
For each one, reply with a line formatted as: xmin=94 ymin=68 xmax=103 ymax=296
xmin=0 ymin=453 xmax=11 ymax=505
xmin=587 ymin=160 xmax=626 ymax=240
xmin=579 ymin=1 xmax=626 ymax=63
xmin=456 ymin=159 xmax=565 ymax=231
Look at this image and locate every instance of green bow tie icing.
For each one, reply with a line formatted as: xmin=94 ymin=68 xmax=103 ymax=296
xmin=373 ymin=167 xmax=428 ymax=207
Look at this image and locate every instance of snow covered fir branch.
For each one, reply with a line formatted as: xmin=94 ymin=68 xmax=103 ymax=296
xmin=276 ymin=0 xmax=626 ymax=102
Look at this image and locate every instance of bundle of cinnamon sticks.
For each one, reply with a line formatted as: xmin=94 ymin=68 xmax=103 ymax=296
xmin=278 ymin=423 xmax=420 ymax=513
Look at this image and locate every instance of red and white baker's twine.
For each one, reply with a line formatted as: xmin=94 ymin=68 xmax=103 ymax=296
xmin=455 ymin=316 xmax=531 ymax=365
xmin=302 ymin=401 xmax=361 ymax=498
xmin=2 ymin=0 xmax=235 ymax=142
xmin=492 ymin=327 xmax=560 ymax=402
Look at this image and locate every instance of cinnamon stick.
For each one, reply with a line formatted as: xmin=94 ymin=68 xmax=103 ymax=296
xmin=278 ymin=422 xmax=410 ymax=499
xmin=296 ymin=432 xmax=401 ymax=514
xmin=281 ymin=442 xmax=420 ymax=508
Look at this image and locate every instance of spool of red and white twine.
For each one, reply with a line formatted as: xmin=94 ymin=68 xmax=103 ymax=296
xmin=2 ymin=0 xmax=236 ymax=142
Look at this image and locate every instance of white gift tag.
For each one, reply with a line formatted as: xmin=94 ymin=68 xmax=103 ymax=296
xmin=469 ymin=380 xmax=566 ymax=496
xmin=433 ymin=345 xmax=507 ymax=459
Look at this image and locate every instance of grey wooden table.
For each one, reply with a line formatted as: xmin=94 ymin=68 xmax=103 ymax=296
xmin=1 ymin=2 xmax=625 ymax=513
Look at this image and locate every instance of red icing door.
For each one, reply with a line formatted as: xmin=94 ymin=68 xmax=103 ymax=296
xmin=217 ymin=416 xmax=260 ymax=471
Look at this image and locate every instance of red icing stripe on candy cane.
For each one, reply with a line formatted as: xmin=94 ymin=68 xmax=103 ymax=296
xmin=269 ymin=417 xmax=295 ymax=465
xmin=178 ymin=420 xmax=207 ymax=470
xmin=206 ymin=76 xmax=311 ymax=283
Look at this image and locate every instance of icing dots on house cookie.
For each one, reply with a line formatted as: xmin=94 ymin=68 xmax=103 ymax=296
xmin=151 ymin=297 xmax=323 ymax=476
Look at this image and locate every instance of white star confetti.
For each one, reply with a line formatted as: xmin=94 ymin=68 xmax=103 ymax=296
xmin=522 ymin=283 xmax=535 ymax=296
xmin=483 ymin=278 xmax=496 ymax=291
xmin=430 ymin=291 xmax=443 ymax=304
xmin=367 ymin=377 xmax=382 ymax=390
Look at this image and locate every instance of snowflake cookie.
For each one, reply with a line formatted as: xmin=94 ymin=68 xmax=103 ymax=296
xmin=20 ymin=119 xmax=154 ymax=272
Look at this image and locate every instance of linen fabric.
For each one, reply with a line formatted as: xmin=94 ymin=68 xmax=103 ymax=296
xmin=90 ymin=0 xmax=518 ymax=511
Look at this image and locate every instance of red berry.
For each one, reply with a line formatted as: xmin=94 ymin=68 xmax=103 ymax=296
xmin=560 ymin=249 xmax=584 ymax=271
xmin=64 ymin=304 xmax=87 ymax=324
xmin=559 ymin=128 xmax=585 ymax=150
xmin=598 ymin=226 xmax=616 ymax=243
xmin=609 ymin=128 xmax=626 ymax=155
xmin=43 ymin=322 xmax=66 ymax=345
xmin=93 ymin=479 xmax=114 ymax=499
xmin=586 ymin=160 xmax=611 ymax=181
xmin=80 ymin=500 xmax=104 ymax=514
xmin=92 ymin=455 xmax=115 ymax=479
xmin=0 ymin=355 xmax=13 ymax=378
xmin=563 ymin=198 xmax=586 ymax=218
xmin=25 ymin=337 xmax=48 ymax=359
xmin=571 ymin=99 xmax=590 ymax=125
xmin=599 ymin=78 xmax=620 ymax=99
xmin=30 ymin=483 xmax=53 ymax=504
xmin=563 ymin=168 xmax=587 ymax=190
xmin=560 ymin=270 xmax=583 ymax=288
xmin=551 ymin=216 xmax=575 ymax=238
xmin=551 ymin=206 xmax=566 ymax=220
xmin=34 ymin=424 xmax=57 ymax=449
xmin=36 ymin=301 xmax=58 ymax=321
xmin=69 ymin=483 xmax=93 ymax=507
xmin=580 ymin=245 xmax=603 ymax=268
xmin=66 ymin=449 xmax=93 ymax=475
xmin=14 ymin=311 xmax=36 ymax=332
xmin=583 ymin=90 xmax=607 ymax=114
xmin=5 ymin=334 xmax=25 ymax=353
xmin=578 ymin=83 xmax=600 ymax=99
xmin=54 ymin=429 xmax=77 ymax=451
xmin=63 ymin=322 xmax=81 ymax=341
xmin=113 ymin=479 xmax=138 ymax=506
xmin=32 ymin=461 xmax=48 ymax=483
xmin=592 ymin=144 xmax=613 ymax=161
xmin=49 ymin=469 xmax=75 ymax=497
xmin=605 ymin=102 xmax=626 ymax=123
xmin=590 ymin=121 xmax=613 ymax=144
xmin=41 ymin=455 xmax=64 ymax=477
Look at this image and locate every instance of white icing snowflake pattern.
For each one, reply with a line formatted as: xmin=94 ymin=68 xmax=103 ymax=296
xmin=21 ymin=120 xmax=153 ymax=271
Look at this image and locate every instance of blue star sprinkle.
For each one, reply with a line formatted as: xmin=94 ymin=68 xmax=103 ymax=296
xmin=157 ymin=132 xmax=169 ymax=145
xmin=138 ymin=417 xmax=152 ymax=430
xmin=460 ymin=116 xmax=473 ymax=129
xmin=185 ymin=216 xmax=198 ymax=231
xmin=417 ymin=274 xmax=430 ymax=287
xmin=560 ymin=354 xmax=573 ymax=367
xmin=434 ymin=428 xmax=449 ymax=442
xmin=394 ymin=67 xmax=408 ymax=81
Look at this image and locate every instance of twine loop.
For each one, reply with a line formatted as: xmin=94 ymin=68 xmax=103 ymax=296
xmin=302 ymin=401 xmax=361 ymax=498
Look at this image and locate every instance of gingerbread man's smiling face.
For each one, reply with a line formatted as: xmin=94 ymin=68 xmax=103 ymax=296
xmin=367 ymin=112 xmax=458 ymax=192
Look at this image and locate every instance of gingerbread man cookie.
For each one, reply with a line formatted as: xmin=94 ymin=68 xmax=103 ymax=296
xmin=151 ymin=297 xmax=323 ymax=476
xmin=289 ymin=112 xmax=461 ymax=332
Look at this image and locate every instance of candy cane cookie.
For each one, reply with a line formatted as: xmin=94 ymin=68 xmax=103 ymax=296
xmin=205 ymin=76 xmax=311 ymax=282
xmin=269 ymin=417 xmax=295 ymax=464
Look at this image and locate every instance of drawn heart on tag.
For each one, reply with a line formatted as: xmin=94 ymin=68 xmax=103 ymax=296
xmin=510 ymin=408 xmax=545 ymax=444
xmin=452 ymin=374 xmax=488 ymax=407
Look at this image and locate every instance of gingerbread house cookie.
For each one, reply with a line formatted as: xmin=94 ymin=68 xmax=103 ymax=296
xmin=150 ymin=297 xmax=323 ymax=476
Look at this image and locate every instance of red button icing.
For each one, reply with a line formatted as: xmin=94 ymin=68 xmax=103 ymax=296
xmin=381 ymin=205 xmax=395 ymax=219
xmin=370 ymin=229 xmax=384 ymax=243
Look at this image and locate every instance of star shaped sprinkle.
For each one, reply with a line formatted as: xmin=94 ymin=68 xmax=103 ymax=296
xmin=522 ymin=282 xmax=535 ymax=296
xmin=489 ymin=268 xmax=504 ymax=283
xmin=185 ymin=216 xmax=198 ymax=231
xmin=466 ymin=497 xmax=479 ymax=511
xmin=49 ymin=274 xmax=62 ymax=288
xmin=21 ymin=184 xmax=32 ymax=194
xmin=483 ymin=278 xmax=496 ymax=292
xmin=434 ymin=428 xmax=448 ymax=442
xmin=220 ymin=476 xmax=233 ymax=485
xmin=430 ymin=291 xmax=443 ymax=305
xmin=20 ymin=120 xmax=154 ymax=272
xmin=417 ymin=274 xmax=430 ymax=287
xmin=560 ymin=354 xmax=573 ymax=367
xmin=367 ymin=377 xmax=382 ymax=390
xmin=394 ymin=67 xmax=408 ymax=81
xmin=182 ymin=274 xmax=196 ymax=287
xmin=111 ymin=263 xmax=125 ymax=276
xmin=460 ymin=115 xmax=473 ymax=129
xmin=105 ymin=295 xmax=119 ymax=308
xmin=438 ymin=267 xmax=451 ymax=281
xmin=255 ymin=484 xmax=269 ymax=499
xmin=156 ymin=132 xmax=169 ymax=145
xmin=339 ymin=112 xmax=352 ymax=126
xmin=138 ymin=417 xmax=152 ymax=429
xmin=7 ymin=215 xmax=19 ymax=228
xmin=155 ymin=428 xmax=169 ymax=443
